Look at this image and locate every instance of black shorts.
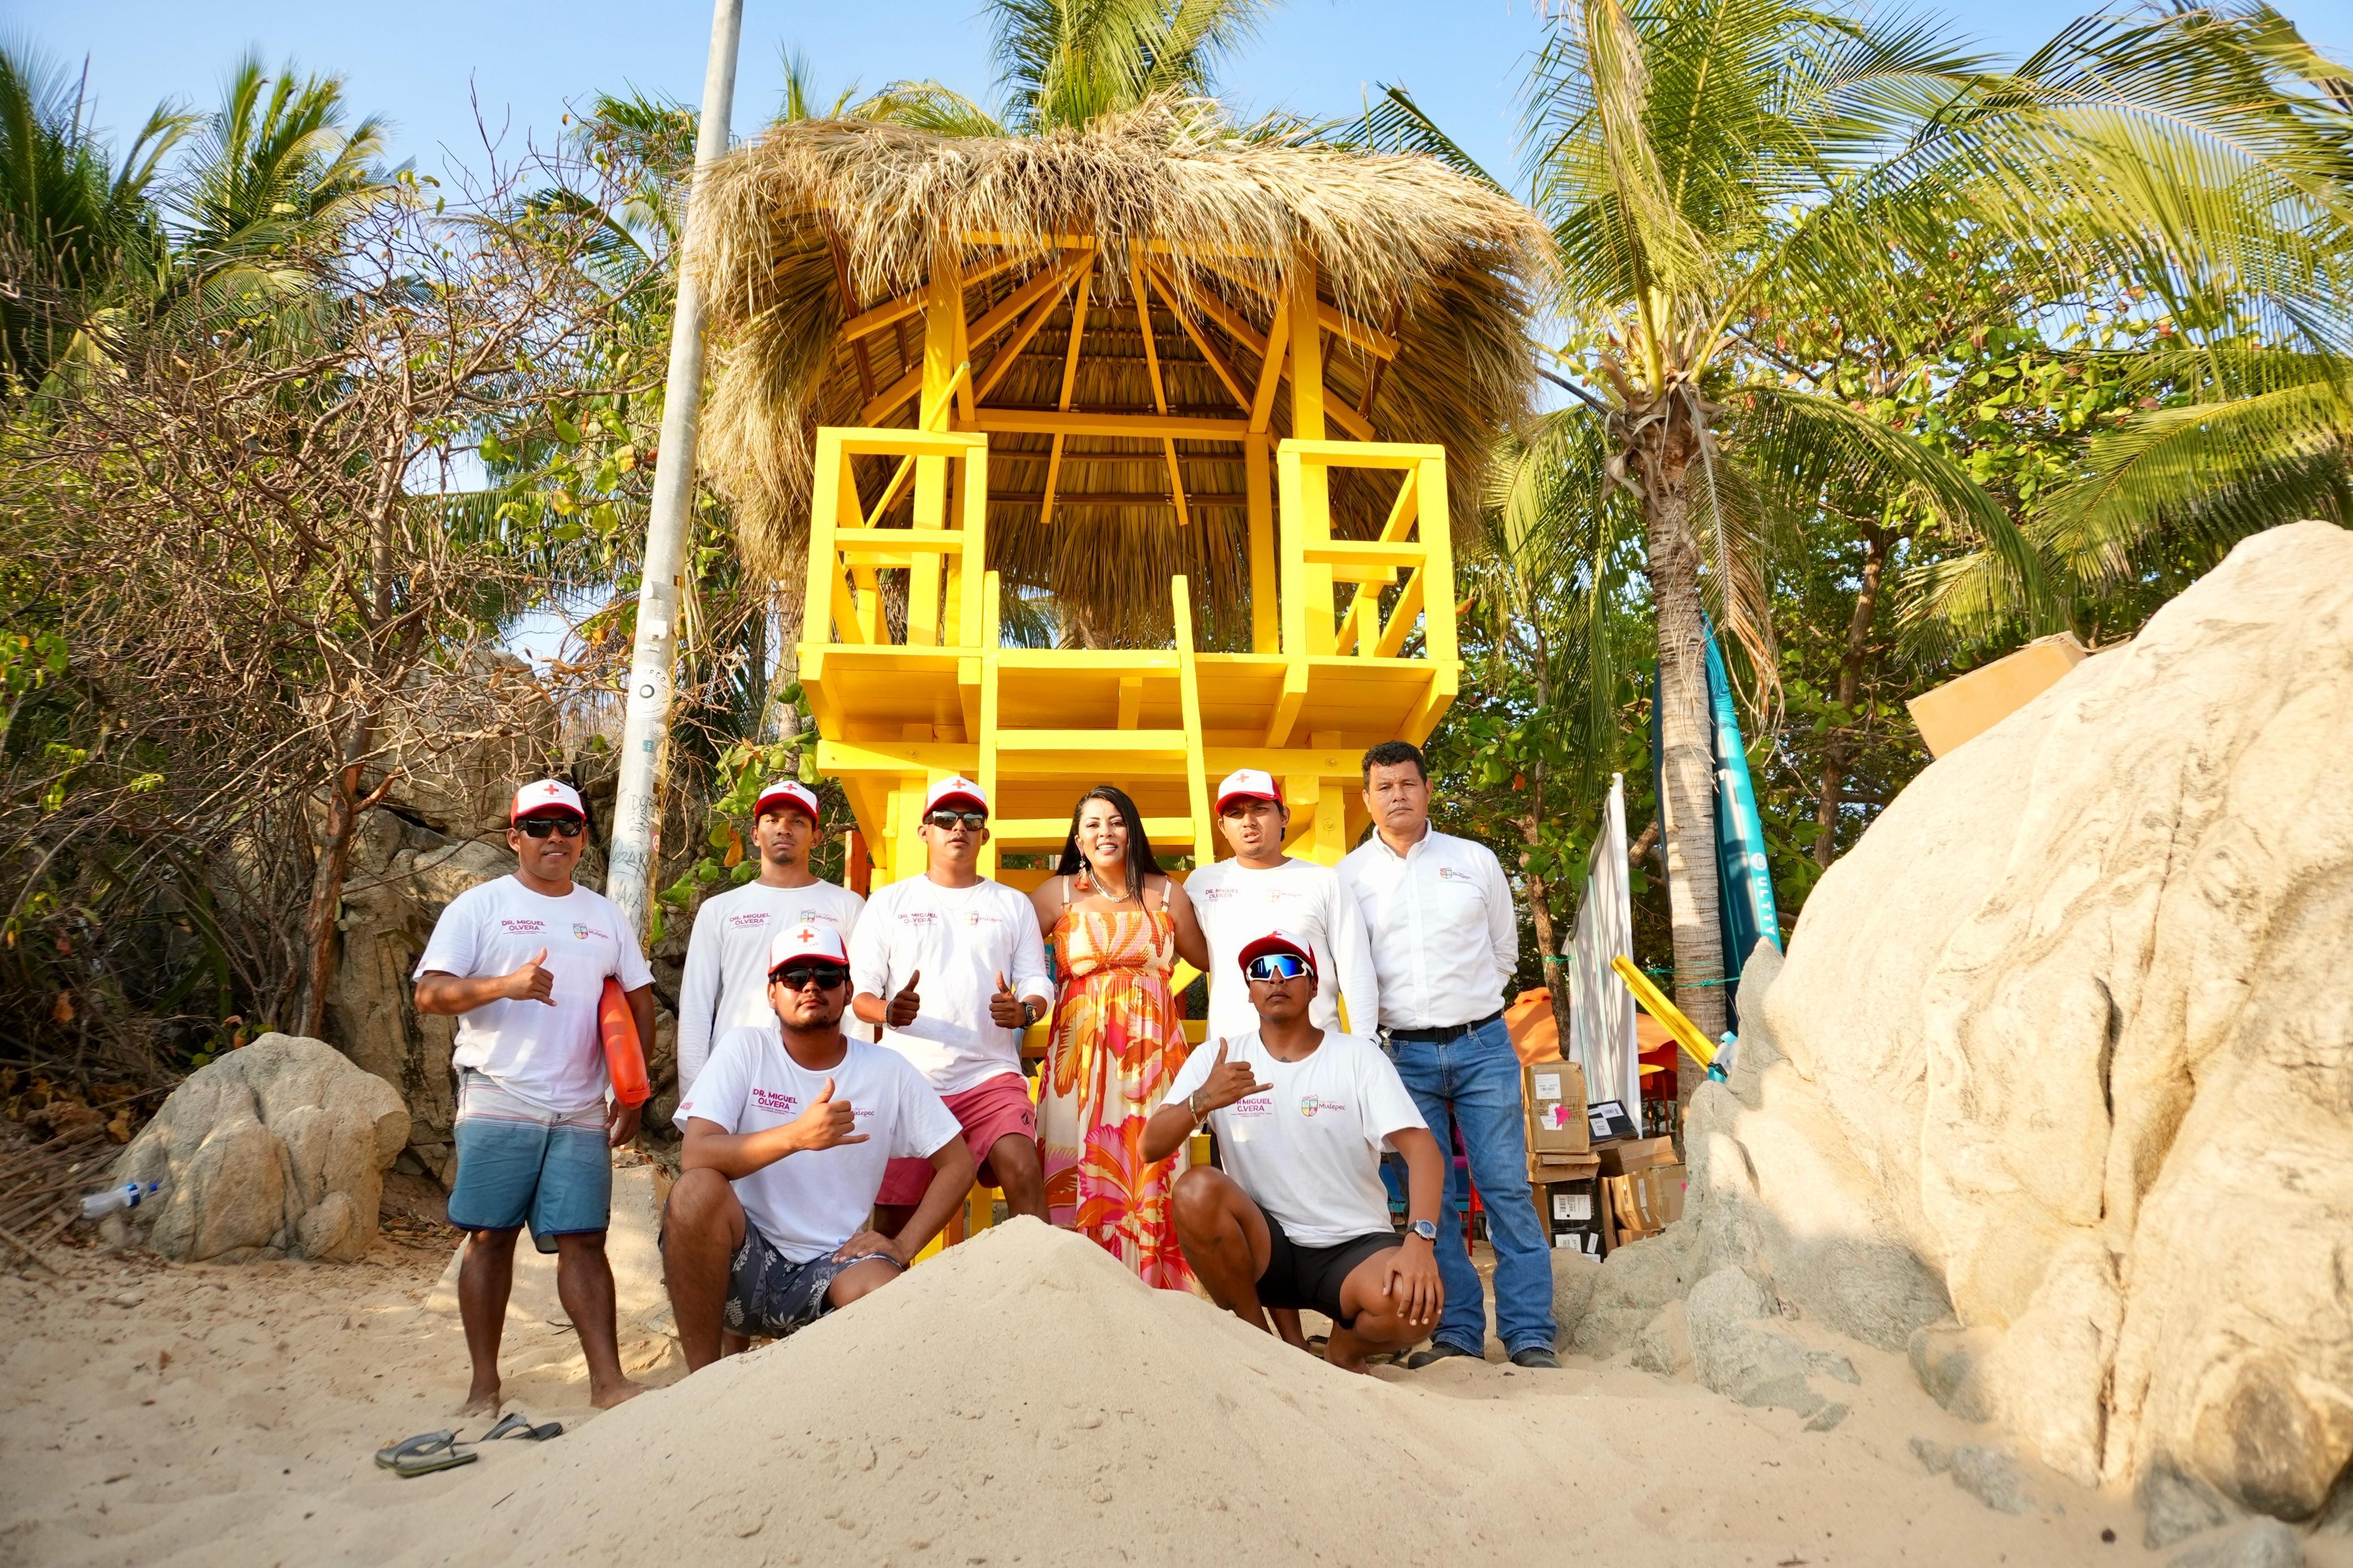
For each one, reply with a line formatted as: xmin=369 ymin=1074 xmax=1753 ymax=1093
xmin=1256 ymin=1213 xmax=1399 ymax=1328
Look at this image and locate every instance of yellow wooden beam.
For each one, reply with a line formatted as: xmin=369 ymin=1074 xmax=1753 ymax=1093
xmin=841 ymin=252 xmax=1024 ymax=342
xmin=834 ymin=527 xmax=967 ymax=554
xmin=1116 ymin=675 xmax=1143 ymax=730
xmin=971 ymin=251 xmax=1091 ymax=404
xmin=963 ymin=250 xmax=1089 ymax=355
xmin=977 ymin=573 xmax=1002 ymax=878
xmin=968 ymin=409 xmax=1248 ymax=441
xmin=860 ymin=365 xmax=921 ymax=426
xmin=973 ymin=258 xmax=1082 ymax=404
xmin=1290 ymin=264 xmax=1326 ymax=442
xmin=1191 ymin=252 xmax=1398 ymax=361
xmin=1129 ymin=264 xmax=1190 ymax=528
xmin=1147 ymin=264 xmax=1250 ymax=413
xmin=1248 ymin=295 xmax=1290 ymax=435
xmin=1245 ymin=434 xmax=1277 ymax=654
xmin=1172 ymin=576 xmax=1216 ymax=867
xmin=994 ymin=729 xmax=1193 ymax=754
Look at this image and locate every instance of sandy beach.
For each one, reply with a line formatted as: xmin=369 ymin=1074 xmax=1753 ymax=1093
xmin=7 ymin=1204 xmax=2323 ymax=1568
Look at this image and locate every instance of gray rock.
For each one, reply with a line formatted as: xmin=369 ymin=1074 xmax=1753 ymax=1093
xmin=1804 ymin=1402 xmax=1850 ymax=1432
xmin=1632 ymin=1303 xmax=1691 ymax=1379
xmin=1687 ymin=1265 xmax=1833 ymax=1418
xmin=1567 ymin=1221 xmax=1699 ymax=1358
xmin=115 ymin=1034 xmax=408 ymax=1262
xmin=1910 ymin=1321 xmax=1997 ymax=1423
xmin=2141 ymin=1462 xmax=2244 ymax=1549
xmin=2167 ymin=1520 xmax=2306 ymax=1568
xmin=1773 ymin=1237 xmax=1952 ymax=1354
xmin=1912 ymin=1437 xmax=2035 ymax=1516
xmin=1549 ymin=1245 xmax=1601 ymax=1350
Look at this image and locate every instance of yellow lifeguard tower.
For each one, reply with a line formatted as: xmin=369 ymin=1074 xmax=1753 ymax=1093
xmin=692 ymin=104 xmax=1546 ymax=901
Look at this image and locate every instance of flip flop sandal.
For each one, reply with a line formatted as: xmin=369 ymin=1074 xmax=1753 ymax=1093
xmin=482 ymin=1413 xmax=563 ymax=1442
xmin=373 ymin=1430 xmax=479 ymax=1478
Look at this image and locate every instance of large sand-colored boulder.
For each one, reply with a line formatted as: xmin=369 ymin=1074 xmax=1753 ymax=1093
xmin=1668 ymin=522 xmax=2353 ymax=1535
xmin=115 ymin=1034 xmax=410 ymax=1262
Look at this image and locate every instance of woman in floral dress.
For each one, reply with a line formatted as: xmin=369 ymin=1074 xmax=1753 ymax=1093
xmin=1028 ymin=785 xmax=1209 ymax=1288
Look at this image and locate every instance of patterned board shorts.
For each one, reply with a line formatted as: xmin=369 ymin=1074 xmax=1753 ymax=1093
xmin=718 ymin=1221 xmax=906 ymax=1341
xmin=447 ymin=1070 xmax=610 ymax=1255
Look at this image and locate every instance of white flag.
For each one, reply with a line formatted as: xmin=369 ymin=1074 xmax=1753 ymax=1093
xmin=1567 ymin=775 xmax=1640 ymax=1116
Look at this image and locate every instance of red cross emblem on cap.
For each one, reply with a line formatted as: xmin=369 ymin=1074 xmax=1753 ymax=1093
xmin=792 ymin=925 xmax=820 ymax=944
xmin=540 ymin=783 xmax=562 ymax=796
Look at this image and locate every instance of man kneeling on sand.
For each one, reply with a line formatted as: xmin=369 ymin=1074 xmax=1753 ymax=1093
xmin=664 ymin=923 xmax=975 ymax=1370
xmin=1142 ymin=931 xmax=1446 ymax=1372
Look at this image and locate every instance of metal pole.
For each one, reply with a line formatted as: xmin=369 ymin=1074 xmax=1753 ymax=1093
xmin=605 ymin=0 xmax=744 ymax=939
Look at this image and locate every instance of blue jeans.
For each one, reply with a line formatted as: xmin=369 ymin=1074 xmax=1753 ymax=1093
xmin=1388 ymin=1017 xmax=1555 ymax=1357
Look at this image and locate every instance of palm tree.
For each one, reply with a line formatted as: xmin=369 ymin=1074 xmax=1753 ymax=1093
xmin=161 ymin=51 xmax=391 ymax=337
xmin=857 ymin=0 xmax=1272 ymax=135
xmin=1371 ymin=1 xmax=2350 ymax=1059
xmin=0 ymin=44 xmax=188 ymax=388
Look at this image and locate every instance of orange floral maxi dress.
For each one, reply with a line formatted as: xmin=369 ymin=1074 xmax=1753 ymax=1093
xmin=1040 ymin=885 xmax=1196 ymax=1291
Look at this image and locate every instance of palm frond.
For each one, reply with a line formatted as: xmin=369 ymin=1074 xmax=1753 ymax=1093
xmin=852 ymin=81 xmax=1009 ymax=139
xmin=1733 ymin=383 xmax=2056 ymax=649
xmin=1348 ymin=84 xmax=1507 ymax=194
xmin=2035 ymin=347 xmax=2352 ymax=585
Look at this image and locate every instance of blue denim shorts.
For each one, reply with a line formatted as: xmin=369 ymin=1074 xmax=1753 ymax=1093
xmin=447 ymin=1070 xmax=611 ymax=1254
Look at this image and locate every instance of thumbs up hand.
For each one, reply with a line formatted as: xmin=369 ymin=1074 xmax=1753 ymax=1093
xmin=988 ymin=969 xmax=1031 ymax=1030
xmin=504 ymin=947 xmax=557 ymax=1005
xmin=886 ymin=969 xmax=922 ymax=1028
xmin=1196 ymin=1038 xmax=1272 ymax=1114
xmin=787 ymin=1076 xmax=867 ymax=1152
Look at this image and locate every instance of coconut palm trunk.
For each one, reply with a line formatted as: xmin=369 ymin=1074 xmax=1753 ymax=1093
xmin=1632 ymin=405 xmax=1727 ymax=1105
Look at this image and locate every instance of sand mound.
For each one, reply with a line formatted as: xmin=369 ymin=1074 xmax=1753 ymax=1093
xmin=394 ymin=1219 xmax=1538 ymax=1566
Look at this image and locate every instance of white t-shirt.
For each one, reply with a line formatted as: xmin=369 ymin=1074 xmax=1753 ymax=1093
xmin=847 ymin=875 xmax=1052 ymax=1095
xmin=1166 ymin=1029 xmax=1425 ymax=1247
xmin=415 ymin=875 xmax=654 ymax=1113
xmin=678 ymin=1026 xmax=960 ymax=1263
xmin=676 ymin=878 xmax=868 ymax=1096
xmin=1184 ymin=857 xmax=1378 ymax=1045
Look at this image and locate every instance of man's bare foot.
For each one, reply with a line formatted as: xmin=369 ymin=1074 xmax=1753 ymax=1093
xmin=458 ymin=1383 xmax=502 ymax=1417
xmin=589 ymin=1378 xmax=645 ymax=1410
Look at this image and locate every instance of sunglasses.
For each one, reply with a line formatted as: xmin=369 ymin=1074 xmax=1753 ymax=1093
xmin=769 ymin=964 xmax=850 ymax=991
xmin=925 ymin=809 xmax=987 ymax=830
xmin=1244 ymin=953 xmax=1312 ymax=983
xmin=516 ymin=817 xmax=585 ymax=839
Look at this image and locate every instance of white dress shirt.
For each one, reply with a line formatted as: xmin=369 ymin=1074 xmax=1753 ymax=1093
xmin=1339 ymin=826 xmax=1517 ymax=1030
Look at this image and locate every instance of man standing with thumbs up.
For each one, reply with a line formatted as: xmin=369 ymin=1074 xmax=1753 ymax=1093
xmin=413 ymin=778 xmax=655 ymax=1415
xmin=848 ymin=776 xmax=1053 ymax=1235
xmin=665 ymin=923 xmax=972 ymax=1368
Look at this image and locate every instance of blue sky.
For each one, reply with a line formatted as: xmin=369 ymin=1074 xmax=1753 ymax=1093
xmin=31 ymin=0 xmax=2346 ymax=196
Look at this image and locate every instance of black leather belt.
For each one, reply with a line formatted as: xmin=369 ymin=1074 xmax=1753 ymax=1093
xmin=1386 ymin=1010 xmax=1503 ymax=1044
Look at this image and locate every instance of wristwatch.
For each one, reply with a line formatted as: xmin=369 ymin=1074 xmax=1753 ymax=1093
xmin=1019 ymin=997 xmax=1042 ymax=1027
xmin=1410 ymin=1219 xmax=1438 ymax=1243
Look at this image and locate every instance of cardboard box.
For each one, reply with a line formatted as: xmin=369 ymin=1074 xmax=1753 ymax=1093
xmin=1906 ymin=632 xmax=2087 ymax=758
xmin=1592 ymin=1135 xmax=1678 ymax=1178
xmin=1529 ymin=1150 xmax=1598 ymax=1185
xmin=1606 ymin=1163 xmax=1686 ymax=1242
xmin=1531 ymin=1173 xmax=1606 ymax=1254
xmin=1522 ymin=1059 xmax=1589 ymax=1155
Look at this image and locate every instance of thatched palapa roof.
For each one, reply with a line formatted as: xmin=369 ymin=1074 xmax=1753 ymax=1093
xmin=690 ymin=98 xmax=1548 ymax=645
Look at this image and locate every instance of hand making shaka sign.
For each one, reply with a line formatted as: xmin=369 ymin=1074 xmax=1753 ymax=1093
xmin=1184 ymin=1039 xmax=1272 ymax=1123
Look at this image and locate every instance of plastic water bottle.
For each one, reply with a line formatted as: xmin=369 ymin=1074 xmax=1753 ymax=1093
xmin=80 ymin=1181 xmax=162 ymax=1220
xmin=1707 ymin=1031 xmax=1738 ymax=1083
